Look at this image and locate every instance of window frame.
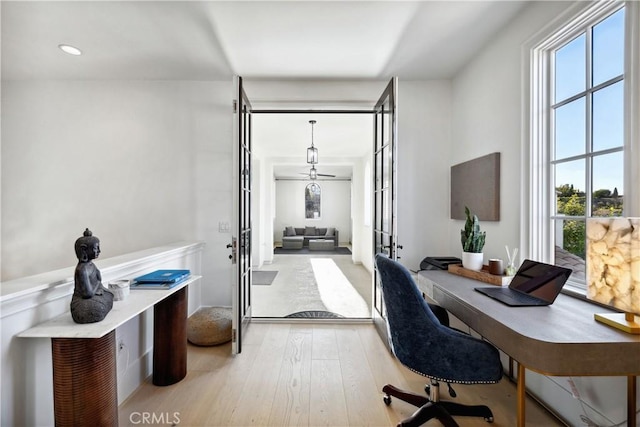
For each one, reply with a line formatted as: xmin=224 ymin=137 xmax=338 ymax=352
xmin=525 ymin=1 xmax=640 ymax=294
xmin=304 ymin=182 xmax=321 ymax=220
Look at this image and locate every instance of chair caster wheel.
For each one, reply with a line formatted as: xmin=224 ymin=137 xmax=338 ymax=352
xmin=383 ymin=395 xmax=392 ymax=406
xmin=485 ymin=416 xmax=494 ymax=423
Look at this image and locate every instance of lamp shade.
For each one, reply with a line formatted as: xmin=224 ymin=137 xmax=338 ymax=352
xmin=307 ymin=146 xmax=318 ymax=164
xmin=306 ymin=120 xmax=318 ymax=164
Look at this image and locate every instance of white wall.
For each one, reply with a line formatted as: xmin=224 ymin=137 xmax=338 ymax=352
xmin=274 ymin=179 xmax=351 ymax=244
xmin=1 ymin=78 xmax=234 ymax=425
xmin=1 ymin=80 xmax=233 ymax=306
xmin=251 ymin=157 xmax=277 ymax=268
xmin=396 ymin=80 xmax=452 ymax=271
xmin=351 ymin=154 xmax=373 ymax=271
xmin=450 ymin=1 xmax=637 ymax=425
xmin=449 ymin=2 xmax=576 ymax=262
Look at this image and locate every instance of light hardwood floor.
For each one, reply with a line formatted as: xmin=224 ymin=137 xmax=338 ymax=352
xmin=118 ymin=323 xmax=563 ymax=426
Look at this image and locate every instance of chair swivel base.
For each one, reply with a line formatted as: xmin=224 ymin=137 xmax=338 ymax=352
xmin=382 ymin=384 xmax=494 ymax=427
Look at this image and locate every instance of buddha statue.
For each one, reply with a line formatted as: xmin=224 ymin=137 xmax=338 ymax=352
xmin=70 ymin=228 xmax=114 ymax=324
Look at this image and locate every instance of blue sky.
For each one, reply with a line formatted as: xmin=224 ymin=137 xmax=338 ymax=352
xmin=554 ymin=8 xmax=625 ymax=199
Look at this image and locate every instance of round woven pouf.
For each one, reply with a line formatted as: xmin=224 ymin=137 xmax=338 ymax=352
xmin=187 ymin=306 xmax=232 ymax=346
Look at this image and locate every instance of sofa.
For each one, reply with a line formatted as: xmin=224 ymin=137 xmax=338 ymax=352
xmin=282 ymin=226 xmax=339 ymax=249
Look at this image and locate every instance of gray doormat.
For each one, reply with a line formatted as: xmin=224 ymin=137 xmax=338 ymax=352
xmin=284 ymin=310 xmax=345 ymax=319
xmin=253 ymin=270 xmax=278 ymax=285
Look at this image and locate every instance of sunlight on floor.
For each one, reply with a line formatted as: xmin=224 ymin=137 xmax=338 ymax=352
xmin=310 ymin=258 xmax=370 ymax=317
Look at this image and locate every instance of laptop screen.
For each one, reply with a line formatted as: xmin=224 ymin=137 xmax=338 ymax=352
xmin=509 ymin=259 xmax=572 ymax=303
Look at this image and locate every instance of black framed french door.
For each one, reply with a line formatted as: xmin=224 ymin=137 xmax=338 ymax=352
xmin=232 ymin=76 xmax=253 ymax=354
xmin=372 ymin=77 xmax=398 ymax=346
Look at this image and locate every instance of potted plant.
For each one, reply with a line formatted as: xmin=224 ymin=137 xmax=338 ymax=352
xmin=460 ymin=206 xmax=486 ymax=271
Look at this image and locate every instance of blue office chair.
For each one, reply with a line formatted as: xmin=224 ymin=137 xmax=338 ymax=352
xmin=375 ymin=254 xmax=503 ymax=427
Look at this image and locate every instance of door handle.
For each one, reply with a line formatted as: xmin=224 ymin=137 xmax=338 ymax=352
xmin=228 ymin=238 xmax=237 ymax=264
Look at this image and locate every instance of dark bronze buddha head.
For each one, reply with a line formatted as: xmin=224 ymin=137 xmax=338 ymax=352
xmin=74 ymin=228 xmax=101 ymax=262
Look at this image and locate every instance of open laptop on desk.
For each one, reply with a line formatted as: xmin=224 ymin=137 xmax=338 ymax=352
xmin=475 ymin=259 xmax=572 ymax=306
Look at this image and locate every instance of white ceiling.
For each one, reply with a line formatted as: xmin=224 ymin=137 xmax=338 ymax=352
xmin=1 ymin=1 xmax=528 ymax=80
xmin=1 ymin=1 xmax=529 ymax=177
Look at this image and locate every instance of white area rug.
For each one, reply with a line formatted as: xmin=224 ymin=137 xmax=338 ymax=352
xmin=251 ymin=254 xmax=371 ymax=318
xmin=310 ymin=258 xmax=370 ymax=318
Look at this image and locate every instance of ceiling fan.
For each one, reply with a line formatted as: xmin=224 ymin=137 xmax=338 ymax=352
xmin=299 ymin=165 xmax=336 ymax=179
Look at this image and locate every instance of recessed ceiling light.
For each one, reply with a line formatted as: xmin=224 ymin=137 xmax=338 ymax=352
xmin=58 ymin=44 xmax=82 ymax=56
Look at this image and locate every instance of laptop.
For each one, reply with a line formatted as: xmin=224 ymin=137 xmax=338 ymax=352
xmin=474 ymin=259 xmax=572 ymax=306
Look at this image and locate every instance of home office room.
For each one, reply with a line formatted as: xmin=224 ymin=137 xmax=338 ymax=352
xmin=2 ymin=1 xmax=639 ymax=426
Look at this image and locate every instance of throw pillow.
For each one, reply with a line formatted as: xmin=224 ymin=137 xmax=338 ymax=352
xmin=325 ymin=227 xmax=335 ymax=237
xmin=285 ymin=226 xmax=295 ymax=236
xmin=304 ymin=226 xmax=317 ymax=236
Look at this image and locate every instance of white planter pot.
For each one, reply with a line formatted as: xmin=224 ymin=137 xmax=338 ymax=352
xmin=462 ymin=252 xmax=484 ymax=271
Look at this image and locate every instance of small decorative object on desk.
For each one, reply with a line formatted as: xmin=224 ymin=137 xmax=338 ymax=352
xmin=108 ymin=279 xmax=130 ymax=301
xmin=448 ymin=264 xmax=511 ymax=286
xmin=488 ymin=258 xmax=503 ymax=275
xmin=461 ymin=206 xmax=486 ymax=271
xmin=131 ymin=269 xmax=191 ymax=289
xmin=505 ymin=245 xmax=518 ymax=276
xmin=70 ymin=228 xmax=114 ymax=324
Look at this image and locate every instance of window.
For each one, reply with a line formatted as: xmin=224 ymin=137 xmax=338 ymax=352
xmin=529 ymin=2 xmax=638 ymax=292
xmin=305 ymin=183 xmax=321 ymax=219
xmin=552 ymin=6 xmax=625 ymax=283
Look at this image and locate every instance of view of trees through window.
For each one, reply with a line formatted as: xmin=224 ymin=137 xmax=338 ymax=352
xmin=556 ymin=183 xmax=623 ymax=259
xmin=550 ymin=6 xmax=625 ymax=279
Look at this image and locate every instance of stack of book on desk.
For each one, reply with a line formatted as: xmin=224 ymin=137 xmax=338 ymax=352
xmin=130 ymin=269 xmax=191 ymax=290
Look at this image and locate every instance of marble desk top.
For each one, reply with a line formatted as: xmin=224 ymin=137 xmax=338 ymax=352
xmin=18 ymin=275 xmax=200 ymax=339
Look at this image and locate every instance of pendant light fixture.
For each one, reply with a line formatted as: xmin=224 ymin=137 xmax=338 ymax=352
xmin=310 ymin=165 xmax=318 ymax=180
xmin=306 ymin=120 xmax=318 ymax=164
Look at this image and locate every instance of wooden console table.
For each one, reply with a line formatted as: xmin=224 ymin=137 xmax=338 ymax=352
xmin=19 ymin=275 xmax=200 ymax=427
xmin=418 ymin=270 xmax=640 ymax=427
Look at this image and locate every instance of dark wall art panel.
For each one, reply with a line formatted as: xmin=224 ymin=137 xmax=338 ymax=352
xmin=450 ymin=152 xmax=500 ymax=221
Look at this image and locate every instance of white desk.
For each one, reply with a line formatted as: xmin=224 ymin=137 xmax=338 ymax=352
xmin=19 ymin=275 xmax=201 ymax=427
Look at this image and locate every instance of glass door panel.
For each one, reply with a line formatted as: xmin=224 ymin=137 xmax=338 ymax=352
xmin=372 ymin=78 xmax=397 ymax=348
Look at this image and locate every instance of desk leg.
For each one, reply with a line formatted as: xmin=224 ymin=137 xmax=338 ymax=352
xmin=51 ymin=331 xmax=118 ymax=427
xmin=628 ymin=376 xmax=637 ymax=427
xmin=153 ymin=287 xmax=188 ymax=386
xmin=517 ymin=363 xmax=526 ymax=427
xmin=508 ymin=356 xmax=514 ymax=379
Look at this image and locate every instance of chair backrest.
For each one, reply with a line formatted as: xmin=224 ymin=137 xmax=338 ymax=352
xmin=374 ymin=254 xmax=502 ymax=384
